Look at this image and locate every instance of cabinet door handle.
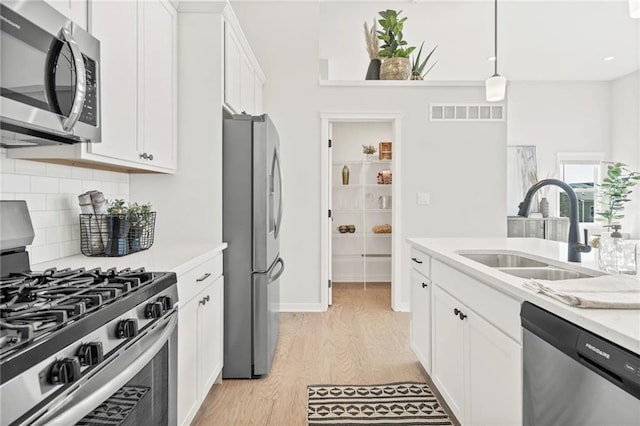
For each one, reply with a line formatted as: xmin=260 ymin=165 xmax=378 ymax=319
xmin=454 ymin=308 xmax=459 ymax=316
xmin=421 ymin=282 xmax=428 ymax=288
xmin=196 ymin=273 xmax=212 ymax=282
xmin=199 ymin=295 xmax=211 ymax=306
xmin=411 ymin=257 xmax=423 ymax=264
xmin=459 ymin=312 xmax=467 ymax=320
xmin=139 ymin=152 xmax=154 ymax=161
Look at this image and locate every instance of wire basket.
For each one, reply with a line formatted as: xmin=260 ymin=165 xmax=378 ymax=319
xmin=80 ymin=213 xmax=156 ymax=257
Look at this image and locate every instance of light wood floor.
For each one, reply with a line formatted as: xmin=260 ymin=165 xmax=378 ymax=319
xmin=192 ymin=283 xmax=457 ymax=425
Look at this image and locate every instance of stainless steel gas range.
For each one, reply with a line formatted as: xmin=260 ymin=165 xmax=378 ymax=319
xmin=0 ymin=201 xmax=178 ymax=425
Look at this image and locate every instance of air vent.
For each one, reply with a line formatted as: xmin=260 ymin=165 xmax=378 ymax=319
xmin=430 ymin=104 xmax=504 ymax=122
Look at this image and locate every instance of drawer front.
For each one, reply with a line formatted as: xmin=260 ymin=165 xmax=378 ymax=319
xmin=410 ymin=246 xmax=431 ymax=277
xmin=431 ymin=259 xmax=521 ymax=343
xmin=178 ymin=254 xmax=223 ymax=305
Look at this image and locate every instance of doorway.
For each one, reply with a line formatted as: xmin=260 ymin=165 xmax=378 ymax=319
xmin=320 ymin=112 xmax=402 ymax=311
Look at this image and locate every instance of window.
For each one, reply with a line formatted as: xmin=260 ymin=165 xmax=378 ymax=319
xmin=556 ymin=153 xmax=604 ymax=224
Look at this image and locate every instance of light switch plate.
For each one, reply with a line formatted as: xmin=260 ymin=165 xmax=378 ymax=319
xmin=417 ymin=192 xmax=430 ymax=205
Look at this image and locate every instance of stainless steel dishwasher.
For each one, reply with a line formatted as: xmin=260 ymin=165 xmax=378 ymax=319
xmin=521 ymin=302 xmax=640 ymax=426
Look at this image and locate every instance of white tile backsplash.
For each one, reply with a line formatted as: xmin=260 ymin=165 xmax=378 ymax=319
xmin=1 ymin=150 xmax=129 ymax=264
xmin=15 ymin=160 xmax=47 ymax=176
xmin=1 ymin=174 xmax=30 ymax=193
xmin=31 ymin=176 xmax=59 ymax=193
xmin=59 ymin=178 xmax=83 ymax=194
xmin=16 ymin=193 xmax=47 ymax=211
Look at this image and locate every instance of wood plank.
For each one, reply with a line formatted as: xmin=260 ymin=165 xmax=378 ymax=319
xmin=191 ymin=283 xmax=459 ymax=425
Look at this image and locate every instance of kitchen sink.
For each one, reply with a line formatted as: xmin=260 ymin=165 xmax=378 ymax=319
xmin=458 ymin=252 xmax=549 ymax=268
xmin=497 ymin=267 xmax=597 ymax=281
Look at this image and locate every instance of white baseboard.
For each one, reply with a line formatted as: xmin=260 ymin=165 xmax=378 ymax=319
xmin=277 ymin=303 xmax=326 ymax=312
xmin=394 ymin=302 xmax=410 ymax=312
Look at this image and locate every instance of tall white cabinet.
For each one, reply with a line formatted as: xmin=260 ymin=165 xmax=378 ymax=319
xmin=331 ymin=122 xmax=393 ymax=284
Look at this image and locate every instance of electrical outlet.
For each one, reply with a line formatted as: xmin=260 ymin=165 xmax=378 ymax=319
xmin=417 ymin=192 xmax=430 ymax=205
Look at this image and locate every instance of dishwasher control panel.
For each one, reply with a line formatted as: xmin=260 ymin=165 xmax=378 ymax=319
xmin=576 ymin=332 xmax=640 ymax=388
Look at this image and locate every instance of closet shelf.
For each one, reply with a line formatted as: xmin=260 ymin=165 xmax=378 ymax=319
xmin=333 ymin=209 xmax=392 ymax=213
xmin=333 ymin=160 xmax=392 ymax=165
xmin=333 ymin=184 xmax=392 ymax=188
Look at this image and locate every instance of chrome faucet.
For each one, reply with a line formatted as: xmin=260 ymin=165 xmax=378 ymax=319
xmin=517 ymin=179 xmax=591 ymax=262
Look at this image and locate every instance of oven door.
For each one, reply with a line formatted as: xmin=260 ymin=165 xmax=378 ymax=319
xmin=20 ymin=311 xmax=177 ymax=426
xmin=0 ymin=1 xmax=100 ymax=146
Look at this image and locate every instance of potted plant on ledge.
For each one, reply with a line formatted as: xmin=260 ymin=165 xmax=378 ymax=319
xmin=376 ymin=9 xmax=415 ymax=80
xmin=410 ymin=42 xmax=438 ymax=80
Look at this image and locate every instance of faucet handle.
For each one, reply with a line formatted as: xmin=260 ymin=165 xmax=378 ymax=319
xmin=576 ymin=229 xmax=592 ymax=253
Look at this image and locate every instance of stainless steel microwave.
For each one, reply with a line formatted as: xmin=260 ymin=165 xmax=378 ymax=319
xmin=0 ymin=0 xmax=100 ymax=147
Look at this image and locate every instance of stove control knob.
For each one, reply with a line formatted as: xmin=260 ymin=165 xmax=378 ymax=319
xmin=116 ymin=319 xmax=139 ymax=339
xmin=77 ymin=342 xmax=104 ymax=366
xmin=145 ymin=302 xmax=164 ymax=319
xmin=157 ymin=296 xmax=173 ymax=311
xmin=49 ymin=358 xmax=81 ymax=384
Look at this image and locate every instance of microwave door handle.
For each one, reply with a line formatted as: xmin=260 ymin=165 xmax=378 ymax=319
xmin=272 ymin=149 xmax=284 ymax=238
xmin=59 ymin=27 xmax=86 ymax=131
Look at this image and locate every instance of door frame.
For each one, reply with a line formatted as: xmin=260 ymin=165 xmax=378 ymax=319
xmin=320 ymin=111 xmax=403 ymax=311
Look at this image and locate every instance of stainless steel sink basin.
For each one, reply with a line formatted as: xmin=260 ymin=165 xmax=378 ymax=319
xmin=458 ymin=252 xmax=549 ymax=268
xmin=497 ymin=267 xmax=597 ymax=281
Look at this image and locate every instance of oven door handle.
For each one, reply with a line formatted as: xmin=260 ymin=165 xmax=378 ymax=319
xmin=59 ymin=27 xmax=87 ymax=132
xmin=30 ymin=313 xmax=177 ymax=426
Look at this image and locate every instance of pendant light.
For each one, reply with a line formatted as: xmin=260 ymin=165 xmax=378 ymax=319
xmin=486 ymin=0 xmax=506 ymax=101
xmin=631 ymin=0 xmax=640 ymax=18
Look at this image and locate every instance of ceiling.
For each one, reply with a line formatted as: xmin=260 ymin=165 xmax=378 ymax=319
xmin=234 ymin=0 xmax=640 ymax=81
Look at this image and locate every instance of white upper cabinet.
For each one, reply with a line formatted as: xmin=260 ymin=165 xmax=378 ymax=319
xmin=224 ymin=26 xmax=242 ymax=112
xmin=139 ymin=0 xmax=177 ymax=170
xmin=223 ymin=12 xmax=265 ymax=116
xmin=88 ymin=1 xmax=139 ymax=164
xmin=44 ymin=0 xmax=87 ymax=29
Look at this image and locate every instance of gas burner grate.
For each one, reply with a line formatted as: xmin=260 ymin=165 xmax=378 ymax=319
xmin=0 ymin=267 xmax=160 ymax=355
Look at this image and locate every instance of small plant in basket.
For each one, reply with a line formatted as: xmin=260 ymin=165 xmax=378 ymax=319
xmin=105 ymin=199 xmax=130 ymax=256
xmin=127 ymin=202 xmax=154 ymax=252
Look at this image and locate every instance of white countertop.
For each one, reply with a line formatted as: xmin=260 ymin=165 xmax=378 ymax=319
xmin=407 ymin=237 xmax=640 ymax=354
xmin=31 ymin=242 xmax=227 ymax=277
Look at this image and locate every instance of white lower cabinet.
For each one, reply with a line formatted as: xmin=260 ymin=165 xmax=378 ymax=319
xmin=410 ymin=268 xmax=432 ymax=373
xmin=432 ymin=286 xmax=465 ymax=417
xmin=177 ymin=253 xmax=224 ymax=426
xmin=432 ymin=285 xmax=522 ymax=425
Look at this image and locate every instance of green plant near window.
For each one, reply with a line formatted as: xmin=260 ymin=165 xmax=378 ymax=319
xmin=596 ymin=162 xmax=640 ymax=228
xmin=376 ymin=9 xmax=415 ymax=58
xmin=411 ymin=42 xmax=438 ymax=80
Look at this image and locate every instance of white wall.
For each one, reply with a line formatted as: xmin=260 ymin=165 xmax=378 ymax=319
xmin=233 ymin=2 xmax=507 ymax=310
xmin=611 ymin=70 xmax=640 ymax=237
xmin=0 ymin=150 xmax=129 ymax=264
xmin=507 ymin=81 xmax=612 ymax=179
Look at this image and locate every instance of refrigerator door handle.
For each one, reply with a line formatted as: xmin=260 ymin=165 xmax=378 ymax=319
xmin=268 ymin=258 xmax=285 ymax=284
xmin=271 ymin=148 xmax=284 ymax=239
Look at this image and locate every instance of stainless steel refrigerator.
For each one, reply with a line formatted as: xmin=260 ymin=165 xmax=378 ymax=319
xmin=222 ymin=114 xmax=284 ymax=378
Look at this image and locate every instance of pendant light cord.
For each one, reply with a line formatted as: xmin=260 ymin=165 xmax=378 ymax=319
xmin=494 ymin=0 xmax=498 ymax=76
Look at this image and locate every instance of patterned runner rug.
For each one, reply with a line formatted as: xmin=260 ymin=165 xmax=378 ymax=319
xmin=307 ymin=382 xmax=454 ymax=425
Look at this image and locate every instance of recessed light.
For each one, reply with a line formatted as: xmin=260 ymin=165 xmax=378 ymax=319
xmin=488 ymin=56 xmax=496 ymax=62
xmin=603 ymin=56 xmax=615 ymax=61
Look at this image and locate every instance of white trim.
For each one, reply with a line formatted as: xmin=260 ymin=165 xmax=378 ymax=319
xmin=396 ymin=302 xmax=410 ymax=313
xmin=320 ymin=112 xmax=404 ymax=312
xmin=319 ymin=80 xmax=484 ymax=88
xmin=277 ymin=303 xmax=325 ymax=313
